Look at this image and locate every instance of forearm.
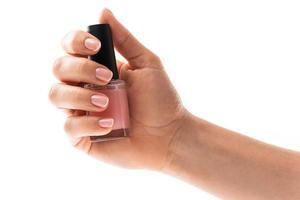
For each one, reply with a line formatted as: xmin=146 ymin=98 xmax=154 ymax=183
xmin=164 ymin=113 xmax=300 ymax=200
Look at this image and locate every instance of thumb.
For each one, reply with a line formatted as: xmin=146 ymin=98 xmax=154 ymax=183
xmin=99 ymin=8 xmax=161 ymax=69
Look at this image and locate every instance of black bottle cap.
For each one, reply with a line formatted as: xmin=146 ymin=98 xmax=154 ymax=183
xmin=88 ymin=24 xmax=119 ymax=80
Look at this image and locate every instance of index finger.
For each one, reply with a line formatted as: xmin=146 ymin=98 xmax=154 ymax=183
xmin=62 ymin=30 xmax=101 ymax=56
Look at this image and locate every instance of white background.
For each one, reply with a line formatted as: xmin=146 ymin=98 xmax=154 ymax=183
xmin=0 ymin=0 xmax=299 ymax=199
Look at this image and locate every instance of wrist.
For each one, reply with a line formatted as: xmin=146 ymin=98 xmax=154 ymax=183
xmin=161 ymin=111 xmax=207 ymax=176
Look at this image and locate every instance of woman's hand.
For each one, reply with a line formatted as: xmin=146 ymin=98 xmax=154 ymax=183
xmin=49 ymin=9 xmax=187 ymax=170
xmin=49 ymin=8 xmax=300 ymax=199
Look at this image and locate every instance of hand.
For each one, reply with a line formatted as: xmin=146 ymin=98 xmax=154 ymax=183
xmin=49 ymin=9 xmax=187 ymax=170
xmin=49 ymin=9 xmax=300 ymax=199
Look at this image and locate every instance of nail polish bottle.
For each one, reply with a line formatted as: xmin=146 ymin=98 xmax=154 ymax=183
xmin=84 ymin=24 xmax=130 ymax=142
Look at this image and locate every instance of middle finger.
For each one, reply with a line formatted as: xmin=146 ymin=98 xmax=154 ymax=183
xmin=49 ymin=83 xmax=109 ymax=112
xmin=53 ymin=56 xmax=113 ymax=85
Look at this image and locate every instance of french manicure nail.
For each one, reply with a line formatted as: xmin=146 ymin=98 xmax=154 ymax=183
xmin=98 ymin=118 xmax=114 ymax=128
xmin=91 ymin=95 xmax=109 ymax=108
xmin=84 ymin=38 xmax=101 ymax=51
xmin=96 ymin=67 xmax=113 ymax=82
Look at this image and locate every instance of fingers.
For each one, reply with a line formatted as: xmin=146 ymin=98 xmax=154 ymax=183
xmin=62 ymin=30 xmax=101 ymax=56
xmin=53 ymin=56 xmax=113 ymax=85
xmin=64 ymin=115 xmax=114 ymax=138
xmin=61 ymin=9 xmax=162 ymax=68
xmin=99 ymin=8 xmax=162 ymax=68
xmin=49 ymin=83 xmax=109 ymax=112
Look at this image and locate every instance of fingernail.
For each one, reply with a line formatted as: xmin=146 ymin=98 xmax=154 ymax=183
xmin=105 ymin=8 xmax=113 ymax=15
xmin=91 ymin=95 xmax=109 ymax=108
xmin=98 ymin=118 xmax=114 ymax=128
xmin=84 ymin=38 xmax=101 ymax=51
xmin=96 ymin=67 xmax=113 ymax=82
xmin=102 ymin=8 xmax=113 ymax=16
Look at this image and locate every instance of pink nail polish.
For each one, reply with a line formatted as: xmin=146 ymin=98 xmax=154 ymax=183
xmin=98 ymin=118 xmax=114 ymax=128
xmin=91 ymin=95 xmax=109 ymax=108
xmin=85 ymin=24 xmax=130 ymax=142
xmin=84 ymin=38 xmax=101 ymax=51
xmin=95 ymin=67 xmax=113 ymax=82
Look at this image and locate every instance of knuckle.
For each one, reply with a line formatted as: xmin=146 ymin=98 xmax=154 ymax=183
xmin=52 ymin=57 xmax=65 ymax=77
xmin=140 ymin=51 xmax=162 ymax=68
xmin=62 ymin=31 xmax=84 ymax=53
xmin=48 ymin=84 xmax=60 ymax=103
xmin=149 ymin=52 xmax=161 ymax=64
xmin=64 ymin=117 xmax=73 ymax=134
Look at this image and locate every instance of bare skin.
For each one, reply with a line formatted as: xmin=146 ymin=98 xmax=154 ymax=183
xmin=49 ymin=8 xmax=300 ymax=200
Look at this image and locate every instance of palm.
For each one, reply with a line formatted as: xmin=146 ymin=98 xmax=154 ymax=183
xmin=87 ymin=66 xmax=184 ymax=169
